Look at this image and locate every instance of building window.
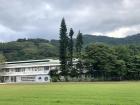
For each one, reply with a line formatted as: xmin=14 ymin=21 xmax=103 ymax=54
xmin=35 ymin=67 xmax=38 ymax=71
xmin=38 ymin=67 xmax=42 ymax=71
xmin=21 ymin=68 xmax=25 ymax=72
xmin=15 ymin=68 xmax=20 ymax=72
xmin=5 ymin=69 xmax=9 ymax=72
xmin=4 ymin=76 xmax=9 ymax=81
xmin=44 ymin=66 xmax=49 ymax=70
xmin=21 ymin=76 xmax=35 ymax=81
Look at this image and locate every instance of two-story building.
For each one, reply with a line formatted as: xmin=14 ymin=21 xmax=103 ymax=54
xmin=0 ymin=59 xmax=60 ymax=83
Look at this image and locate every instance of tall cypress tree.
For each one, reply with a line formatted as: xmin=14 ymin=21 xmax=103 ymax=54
xmin=75 ymin=31 xmax=83 ymax=58
xmin=68 ymin=28 xmax=74 ymax=68
xmin=59 ymin=18 xmax=68 ymax=79
xmin=75 ymin=31 xmax=83 ymax=79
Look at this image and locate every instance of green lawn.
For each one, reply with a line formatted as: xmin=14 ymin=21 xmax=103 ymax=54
xmin=0 ymin=82 xmax=140 ymax=105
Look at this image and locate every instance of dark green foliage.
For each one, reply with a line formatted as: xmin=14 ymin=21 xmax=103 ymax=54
xmin=84 ymin=44 xmax=116 ymax=79
xmin=69 ymin=68 xmax=78 ymax=77
xmin=68 ymin=28 xmax=74 ymax=68
xmin=59 ymin=18 xmax=68 ymax=77
xmin=0 ymin=39 xmax=58 ymax=61
xmin=1 ymin=33 xmax=140 ymax=62
xmin=17 ymin=38 xmax=49 ymax=43
xmin=83 ymin=33 xmax=140 ymax=46
xmin=83 ymin=44 xmax=140 ymax=80
xmin=49 ymin=69 xmax=60 ymax=82
xmin=0 ymin=53 xmax=6 ymax=63
xmin=75 ymin=31 xmax=84 ymax=79
xmin=75 ymin=31 xmax=83 ymax=58
xmin=50 ymin=39 xmax=59 ymax=47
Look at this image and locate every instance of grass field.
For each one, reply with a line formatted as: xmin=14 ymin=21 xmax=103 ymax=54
xmin=0 ymin=82 xmax=140 ymax=105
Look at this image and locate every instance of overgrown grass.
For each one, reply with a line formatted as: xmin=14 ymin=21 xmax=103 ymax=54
xmin=0 ymin=82 xmax=140 ymax=105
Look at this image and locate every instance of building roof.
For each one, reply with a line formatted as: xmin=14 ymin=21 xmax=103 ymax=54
xmin=2 ymin=59 xmax=60 ymax=69
xmin=1 ymin=58 xmax=78 ymax=69
xmin=5 ymin=59 xmax=59 ymax=64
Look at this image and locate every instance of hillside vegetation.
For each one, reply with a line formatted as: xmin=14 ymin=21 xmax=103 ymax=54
xmin=0 ymin=39 xmax=59 ymax=61
xmin=83 ymin=33 xmax=140 ymax=46
xmin=0 ymin=34 xmax=140 ymax=61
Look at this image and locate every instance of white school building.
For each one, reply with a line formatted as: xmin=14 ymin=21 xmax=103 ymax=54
xmin=0 ymin=59 xmax=60 ymax=83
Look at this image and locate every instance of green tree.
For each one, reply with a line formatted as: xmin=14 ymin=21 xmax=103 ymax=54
xmin=0 ymin=53 xmax=6 ymax=71
xmin=114 ymin=46 xmax=131 ymax=80
xmin=68 ymin=28 xmax=74 ymax=71
xmin=127 ymin=55 xmax=140 ymax=80
xmin=84 ymin=44 xmax=118 ymax=80
xmin=75 ymin=31 xmax=83 ymax=79
xmin=59 ymin=18 xmax=68 ymax=80
xmin=0 ymin=53 xmax=6 ymax=64
xmin=75 ymin=31 xmax=83 ymax=58
xmin=114 ymin=60 xmax=126 ymax=80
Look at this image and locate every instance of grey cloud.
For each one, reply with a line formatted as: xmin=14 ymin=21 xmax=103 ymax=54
xmin=0 ymin=0 xmax=140 ymax=41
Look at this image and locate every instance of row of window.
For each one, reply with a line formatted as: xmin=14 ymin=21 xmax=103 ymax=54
xmin=2 ymin=66 xmax=50 ymax=72
xmin=21 ymin=76 xmax=48 ymax=81
xmin=3 ymin=76 xmax=49 ymax=82
xmin=21 ymin=76 xmax=35 ymax=81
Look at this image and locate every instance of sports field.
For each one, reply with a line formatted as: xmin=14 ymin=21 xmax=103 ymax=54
xmin=0 ymin=82 xmax=140 ymax=105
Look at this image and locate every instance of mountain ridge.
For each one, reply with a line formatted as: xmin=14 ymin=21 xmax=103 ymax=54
xmin=83 ymin=33 xmax=140 ymax=45
xmin=0 ymin=33 xmax=140 ymax=61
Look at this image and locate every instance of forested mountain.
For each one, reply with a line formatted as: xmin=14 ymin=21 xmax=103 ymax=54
xmin=0 ymin=38 xmax=59 ymax=61
xmin=83 ymin=33 xmax=140 ymax=46
xmin=0 ymin=34 xmax=140 ymax=61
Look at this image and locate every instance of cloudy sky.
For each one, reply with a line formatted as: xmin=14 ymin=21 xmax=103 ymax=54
xmin=0 ymin=0 xmax=140 ymax=41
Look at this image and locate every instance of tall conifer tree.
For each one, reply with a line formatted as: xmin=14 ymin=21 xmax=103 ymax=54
xmin=76 ymin=31 xmax=83 ymax=58
xmin=75 ymin=31 xmax=83 ymax=79
xmin=59 ymin=18 xmax=68 ymax=79
xmin=68 ymin=28 xmax=74 ymax=68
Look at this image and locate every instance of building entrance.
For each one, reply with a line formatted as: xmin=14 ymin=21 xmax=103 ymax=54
xmin=11 ymin=76 xmax=16 ymax=82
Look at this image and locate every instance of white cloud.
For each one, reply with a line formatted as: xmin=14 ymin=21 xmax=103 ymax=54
xmin=106 ymin=25 xmax=140 ymax=37
xmin=0 ymin=24 xmax=16 ymax=34
xmin=0 ymin=24 xmax=28 ymax=42
xmin=106 ymin=27 xmax=131 ymax=38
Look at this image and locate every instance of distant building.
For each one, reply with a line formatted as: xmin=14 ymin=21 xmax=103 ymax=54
xmin=0 ymin=59 xmax=60 ymax=83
